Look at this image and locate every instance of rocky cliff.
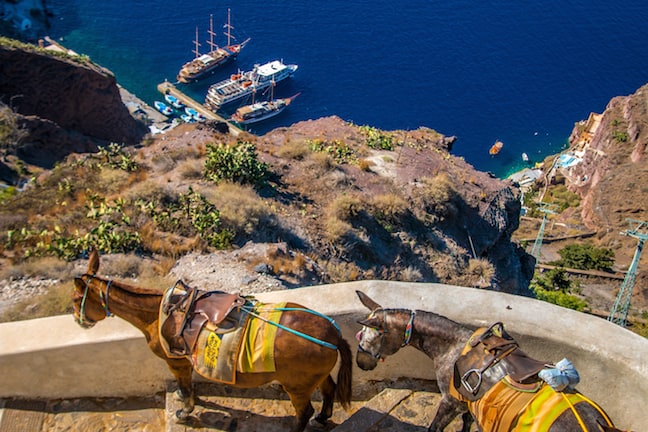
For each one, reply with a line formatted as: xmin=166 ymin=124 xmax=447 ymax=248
xmin=0 ymin=41 xmax=534 ymax=298
xmin=0 ymin=39 xmax=147 ymax=170
xmin=565 ymin=84 xmax=647 ymax=243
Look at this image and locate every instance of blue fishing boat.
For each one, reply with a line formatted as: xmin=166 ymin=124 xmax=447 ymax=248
xmin=164 ymin=94 xmax=184 ymax=109
xmin=154 ymin=101 xmax=174 ymax=116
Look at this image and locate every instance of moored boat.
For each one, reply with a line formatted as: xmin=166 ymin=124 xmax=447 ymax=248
xmin=154 ymin=101 xmax=174 ymax=116
xmin=164 ymin=94 xmax=184 ymax=109
xmin=204 ymin=60 xmax=298 ymax=111
xmin=231 ymin=92 xmax=300 ymax=125
xmin=185 ymin=107 xmax=205 ymax=121
xmin=522 ymin=152 xmax=529 ymax=162
xmin=489 ymin=140 xmax=503 ymax=155
xmin=176 ymin=9 xmax=250 ymax=84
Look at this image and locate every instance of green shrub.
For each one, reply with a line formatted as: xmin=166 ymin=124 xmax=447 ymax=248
xmin=546 ymin=185 xmax=580 ymax=211
xmin=203 ymin=141 xmax=269 ymax=186
xmin=98 ymin=143 xmax=139 ymax=172
xmin=553 ymin=243 xmax=615 ymax=272
xmin=359 ymin=125 xmax=394 ymax=150
xmin=530 ymin=268 xmax=587 ymax=311
xmin=143 ymin=186 xmax=233 ymax=249
xmin=308 ymin=139 xmax=358 ymax=164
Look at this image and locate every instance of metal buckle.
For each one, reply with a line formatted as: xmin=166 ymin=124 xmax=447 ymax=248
xmin=461 ymin=368 xmax=483 ymax=395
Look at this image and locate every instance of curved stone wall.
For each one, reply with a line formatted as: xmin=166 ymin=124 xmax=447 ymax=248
xmin=0 ymin=281 xmax=646 ymax=430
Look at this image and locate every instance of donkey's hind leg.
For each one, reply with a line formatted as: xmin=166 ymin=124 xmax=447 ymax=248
xmin=284 ymin=386 xmax=317 ymax=432
xmin=312 ymin=374 xmax=336 ymax=426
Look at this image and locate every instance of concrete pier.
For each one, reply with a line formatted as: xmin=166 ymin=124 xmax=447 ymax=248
xmin=157 ymin=81 xmax=242 ymax=136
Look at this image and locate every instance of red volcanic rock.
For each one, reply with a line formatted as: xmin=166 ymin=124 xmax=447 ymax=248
xmin=0 ymin=42 xmax=147 ymax=160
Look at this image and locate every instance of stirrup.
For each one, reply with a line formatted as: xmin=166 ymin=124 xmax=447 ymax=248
xmin=461 ymin=368 xmax=483 ymax=395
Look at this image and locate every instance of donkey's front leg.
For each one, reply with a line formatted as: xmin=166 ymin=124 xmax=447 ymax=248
xmin=167 ymin=358 xmax=195 ymax=420
xmin=428 ymin=394 xmax=467 ymax=432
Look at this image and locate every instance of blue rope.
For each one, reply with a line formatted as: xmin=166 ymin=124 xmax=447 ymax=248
xmin=243 ymin=306 xmax=339 ymax=351
xmin=273 ymin=307 xmax=341 ymax=333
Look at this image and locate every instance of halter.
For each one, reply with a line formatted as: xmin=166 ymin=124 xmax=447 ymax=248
xmin=358 ymin=309 xmax=417 ymax=359
xmin=78 ymin=275 xmax=114 ymax=325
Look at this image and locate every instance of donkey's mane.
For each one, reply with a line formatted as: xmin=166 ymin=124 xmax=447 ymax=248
xmin=387 ymin=308 xmax=471 ymax=341
xmin=87 ymin=274 xmax=163 ymax=297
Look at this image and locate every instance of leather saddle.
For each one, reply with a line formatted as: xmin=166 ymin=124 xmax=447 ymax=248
xmin=453 ymin=322 xmax=549 ymax=401
xmin=160 ymin=280 xmax=248 ymax=357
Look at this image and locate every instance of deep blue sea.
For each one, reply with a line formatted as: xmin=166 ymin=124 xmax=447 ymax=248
xmin=46 ymin=1 xmax=648 ymax=178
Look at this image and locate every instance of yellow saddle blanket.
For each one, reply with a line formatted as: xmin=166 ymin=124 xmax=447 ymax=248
xmin=190 ymin=302 xmax=286 ymax=384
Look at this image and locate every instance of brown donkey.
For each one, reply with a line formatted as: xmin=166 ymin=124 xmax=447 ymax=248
xmin=72 ymin=250 xmax=352 ymax=432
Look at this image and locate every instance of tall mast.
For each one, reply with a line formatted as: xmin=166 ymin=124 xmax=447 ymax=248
xmin=192 ymin=26 xmax=201 ymax=58
xmin=207 ymin=14 xmax=218 ymax=51
xmin=224 ymin=8 xmax=234 ymax=46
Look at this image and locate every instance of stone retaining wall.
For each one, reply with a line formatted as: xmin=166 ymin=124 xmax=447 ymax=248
xmin=1 ymin=281 xmax=646 ymax=430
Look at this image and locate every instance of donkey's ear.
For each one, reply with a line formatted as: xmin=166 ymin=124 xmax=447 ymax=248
xmin=357 ymin=315 xmax=382 ymax=329
xmin=87 ymin=248 xmax=99 ymax=275
xmin=356 ymin=290 xmax=382 ymax=312
xmin=74 ymin=277 xmax=85 ymax=290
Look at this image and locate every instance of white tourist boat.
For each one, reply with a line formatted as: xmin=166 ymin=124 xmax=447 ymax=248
xmin=231 ymin=92 xmax=300 ymax=125
xmin=204 ymin=60 xmax=298 ymax=111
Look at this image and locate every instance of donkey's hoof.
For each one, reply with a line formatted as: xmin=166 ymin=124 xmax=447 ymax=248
xmin=175 ymin=408 xmax=194 ymax=421
xmin=309 ymin=415 xmax=328 ymax=429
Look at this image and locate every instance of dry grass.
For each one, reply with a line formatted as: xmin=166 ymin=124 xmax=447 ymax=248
xmin=0 ymin=281 xmax=73 ymax=323
xmin=370 ymin=193 xmax=408 ymax=225
xmin=323 ymin=216 xmax=353 ymax=242
xmin=465 ymin=258 xmax=495 ymax=288
xmin=205 ymin=182 xmax=274 ymax=235
xmin=399 ymin=266 xmax=424 ymax=282
xmin=415 ymin=173 xmax=458 ymax=221
xmin=124 ymin=180 xmax=177 ymax=204
xmin=307 ymin=151 xmax=336 ymax=173
xmin=0 ymin=256 xmax=75 ymax=280
xmin=178 ymin=158 xmax=204 ymax=180
xmin=328 ymin=194 xmax=364 ymax=221
xmin=276 ymin=140 xmax=312 ymax=160
xmin=260 ymin=246 xmax=310 ymax=277
xmin=321 ymin=259 xmax=362 ymax=283
xmin=358 ymin=158 xmax=374 ymax=172
xmin=138 ymin=222 xmax=207 ymax=257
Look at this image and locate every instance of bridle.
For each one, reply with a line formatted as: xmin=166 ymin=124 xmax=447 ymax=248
xmin=76 ymin=274 xmax=114 ymax=326
xmin=357 ymin=308 xmax=417 ymax=360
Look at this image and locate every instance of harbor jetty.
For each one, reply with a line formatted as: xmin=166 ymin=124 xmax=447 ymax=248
xmin=157 ymin=81 xmax=241 ymax=136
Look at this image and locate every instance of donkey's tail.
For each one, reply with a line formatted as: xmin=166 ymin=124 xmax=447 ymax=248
xmin=335 ymin=336 xmax=353 ymax=410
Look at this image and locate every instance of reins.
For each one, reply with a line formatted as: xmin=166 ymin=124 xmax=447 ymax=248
xmin=78 ymin=274 xmax=114 ymax=325
xmin=243 ymin=305 xmax=340 ymax=351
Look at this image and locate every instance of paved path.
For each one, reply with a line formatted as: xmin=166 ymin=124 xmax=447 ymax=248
xmin=0 ymin=381 xmax=471 ymax=432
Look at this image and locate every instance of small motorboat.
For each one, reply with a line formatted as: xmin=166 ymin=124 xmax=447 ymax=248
xmin=164 ymin=94 xmax=185 ymax=109
xmin=489 ymin=140 xmax=503 ymax=156
xmin=185 ymin=107 xmax=205 ymax=121
xmin=180 ymin=113 xmax=195 ymax=123
xmin=154 ymin=101 xmax=174 ymax=116
xmin=522 ymin=152 xmax=529 ymax=162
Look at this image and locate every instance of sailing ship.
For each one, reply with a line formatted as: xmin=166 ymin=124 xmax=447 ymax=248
xmin=176 ymin=9 xmax=250 ymax=84
xmin=204 ymin=60 xmax=298 ymax=111
xmin=489 ymin=140 xmax=503 ymax=155
xmin=231 ymin=92 xmax=300 ymax=125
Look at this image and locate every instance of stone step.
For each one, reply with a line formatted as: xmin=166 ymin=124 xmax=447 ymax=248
xmin=163 ymin=380 xmax=468 ymax=432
